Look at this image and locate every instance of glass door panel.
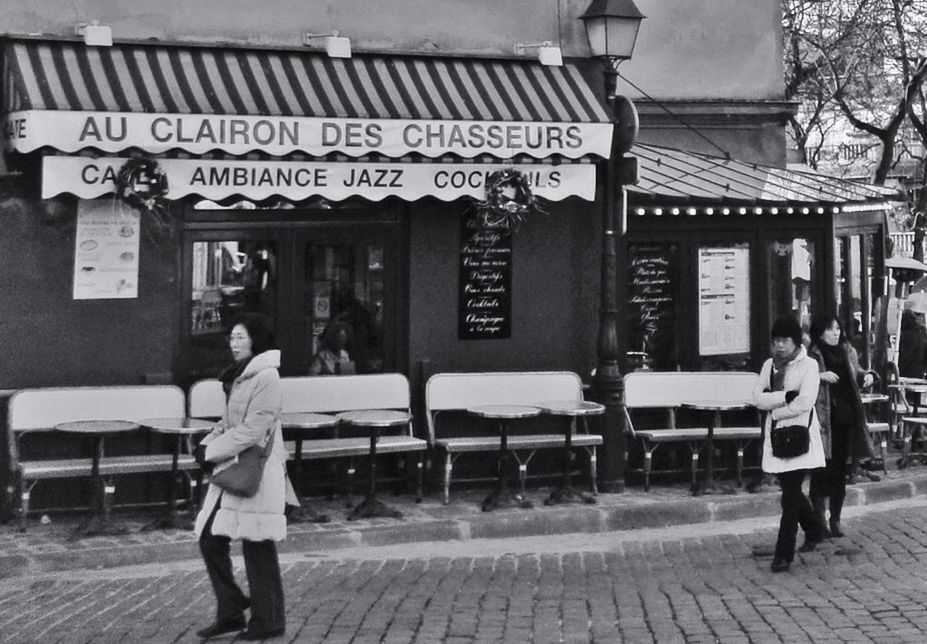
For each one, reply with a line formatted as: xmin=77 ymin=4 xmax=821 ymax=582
xmin=188 ymin=239 xmax=278 ymax=380
xmin=767 ymin=237 xmax=816 ymax=334
xmin=304 ymin=241 xmax=386 ymax=375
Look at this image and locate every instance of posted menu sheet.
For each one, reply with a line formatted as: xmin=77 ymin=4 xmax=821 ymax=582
xmin=698 ymin=246 xmax=750 ymax=356
xmin=73 ymin=199 xmax=140 ymax=299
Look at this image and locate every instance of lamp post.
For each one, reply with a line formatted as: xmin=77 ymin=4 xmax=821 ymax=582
xmin=581 ymin=0 xmax=644 ymax=493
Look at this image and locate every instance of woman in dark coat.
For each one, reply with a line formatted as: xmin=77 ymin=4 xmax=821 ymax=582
xmin=807 ymin=312 xmax=875 ymax=539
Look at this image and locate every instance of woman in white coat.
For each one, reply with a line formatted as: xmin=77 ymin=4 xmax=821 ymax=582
xmin=194 ymin=315 xmax=287 ymax=640
xmin=753 ymin=316 xmax=826 ymax=573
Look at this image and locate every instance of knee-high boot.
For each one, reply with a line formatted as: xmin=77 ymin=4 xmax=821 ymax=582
xmin=829 ymin=495 xmax=844 ymax=538
xmin=811 ymin=496 xmax=832 ymax=539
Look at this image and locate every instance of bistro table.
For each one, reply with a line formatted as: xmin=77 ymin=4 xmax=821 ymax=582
xmin=54 ymin=419 xmax=140 ymax=540
xmin=467 ymin=404 xmax=541 ymax=512
xmin=536 ymin=400 xmax=605 ymax=506
xmin=851 ymin=393 xmax=890 ymax=482
xmin=680 ymin=400 xmax=752 ymax=496
xmin=280 ymin=411 xmax=340 ymax=523
xmin=892 ymin=382 xmax=927 ymax=467
xmin=138 ymin=417 xmax=214 ymax=531
xmin=336 ymin=409 xmax=411 ymax=521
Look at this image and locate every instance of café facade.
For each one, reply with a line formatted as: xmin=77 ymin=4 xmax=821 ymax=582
xmin=0 ymin=37 xmax=613 ymax=392
xmin=0 ymin=33 xmax=898 ymax=509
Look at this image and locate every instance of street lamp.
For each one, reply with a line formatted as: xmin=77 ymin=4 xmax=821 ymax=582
xmin=581 ymin=0 xmax=644 ymax=493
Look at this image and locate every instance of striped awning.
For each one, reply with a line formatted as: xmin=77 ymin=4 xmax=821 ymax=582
xmin=632 ymin=143 xmax=896 ymax=206
xmin=2 ymin=39 xmax=613 ymax=160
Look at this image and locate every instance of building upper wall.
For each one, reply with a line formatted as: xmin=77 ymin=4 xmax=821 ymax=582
xmin=1 ymin=0 xmax=783 ymax=102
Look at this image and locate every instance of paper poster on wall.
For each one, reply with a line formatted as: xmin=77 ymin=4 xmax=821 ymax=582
xmin=698 ymin=246 xmax=750 ymax=356
xmin=73 ymin=199 xmax=140 ymax=299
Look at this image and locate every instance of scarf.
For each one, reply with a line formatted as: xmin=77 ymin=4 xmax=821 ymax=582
xmin=218 ymin=358 xmax=250 ymax=400
xmin=817 ymin=342 xmax=846 ymax=373
xmin=770 ymin=346 xmax=801 ymax=391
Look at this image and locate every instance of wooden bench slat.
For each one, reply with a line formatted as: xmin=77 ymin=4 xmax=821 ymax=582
xmin=284 ymin=436 xmax=427 ymax=459
xmin=436 ymin=434 xmax=602 ymax=452
xmin=20 ymin=454 xmax=197 ymax=479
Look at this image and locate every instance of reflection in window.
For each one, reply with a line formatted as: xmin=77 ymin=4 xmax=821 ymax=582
xmin=768 ymin=238 xmax=814 ymax=334
xmin=305 ymin=243 xmax=385 ymax=375
xmin=189 ymin=240 xmax=277 ymax=378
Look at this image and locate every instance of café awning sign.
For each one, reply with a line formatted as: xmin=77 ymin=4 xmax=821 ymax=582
xmin=42 ymin=156 xmax=597 ymax=203
xmin=6 ymin=110 xmax=612 ymax=160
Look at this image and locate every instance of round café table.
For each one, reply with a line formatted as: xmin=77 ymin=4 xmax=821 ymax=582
xmin=337 ymin=409 xmax=412 ymax=521
xmin=281 ymin=411 xmax=340 ymax=523
xmin=537 ymin=400 xmax=605 ymax=506
xmin=467 ymin=404 xmax=541 ymax=512
xmin=680 ymin=400 xmax=751 ymax=496
xmin=139 ymin=417 xmax=214 ymax=531
xmin=54 ymin=419 xmax=140 ymax=540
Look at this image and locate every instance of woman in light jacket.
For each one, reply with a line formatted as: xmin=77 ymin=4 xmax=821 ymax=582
xmin=753 ymin=315 xmax=826 ymax=573
xmin=807 ymin=313 xmax=875 ymax=538
xmin=194 ymin=315 xmax=287 ymax=641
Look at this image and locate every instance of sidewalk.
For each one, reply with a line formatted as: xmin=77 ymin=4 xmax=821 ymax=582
xmin=3 ymin=463 xmax=927 ymax=579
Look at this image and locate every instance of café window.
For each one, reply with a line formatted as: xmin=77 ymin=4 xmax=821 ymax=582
xmin=305 ymin=242 xmax=386 ymax=375
xmin=697 ymin=243 xmax=751 ymax=370
xmin=189 ymin=239 xmax=278 ymax=378
xmin=835 ymin=232 xmax=879 ymax=366
xmin=768 ymin=237 xmax=815 ymax=333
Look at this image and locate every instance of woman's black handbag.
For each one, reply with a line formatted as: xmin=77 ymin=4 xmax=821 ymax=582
xmin=210 ymin=428 xmax=275 ymax=497
xmin=770 ymin=408 xmax=812 ymax=458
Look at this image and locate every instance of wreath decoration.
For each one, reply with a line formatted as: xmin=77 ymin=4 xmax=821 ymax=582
xmin=475 ymin=168 xmax=545 ymax=230
xmin=115 ymin=157 xmax=169 ymax=212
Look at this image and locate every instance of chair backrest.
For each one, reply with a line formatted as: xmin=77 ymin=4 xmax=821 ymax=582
xmin=9 ymin=385 xmax=186 ymax=430
xmin=188 ymin=374 xmax=412 ymax=418
xmin=624 ymin=371 xmax=759 ymax=409
xmin=424 ymin=371 xmax=583 ymax=443
xmin=188 ymin=379 xmax=227 ymax=419
xmin=279 ymin=374 xmax=411 ymax=413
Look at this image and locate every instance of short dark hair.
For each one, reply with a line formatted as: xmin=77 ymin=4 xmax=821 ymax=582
xmin=230 ymin=314 xmax=276 ymax=355
xmin=808 ymin=312 xmax=841 ymax=348
xmin=770 ymin=315 xmax=803 ymax=347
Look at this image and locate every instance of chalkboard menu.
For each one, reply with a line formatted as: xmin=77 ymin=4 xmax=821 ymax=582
xmin=627 ymin=243 xmax=678 ymax=369
xmin=459 ymin=213 xmax=512 ymax=339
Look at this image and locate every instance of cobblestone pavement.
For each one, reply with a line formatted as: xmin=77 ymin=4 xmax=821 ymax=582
xmin=3 ymin=499 xmax=927 ymax=644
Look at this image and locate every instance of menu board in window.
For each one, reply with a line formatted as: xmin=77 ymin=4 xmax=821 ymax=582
xmin=698 ymin=245 xmax=750 ymax=356
xmin=627 ymin=243 xmax=679 ymax=370
xmin=458 ymin=213 xmax=512 ymax=340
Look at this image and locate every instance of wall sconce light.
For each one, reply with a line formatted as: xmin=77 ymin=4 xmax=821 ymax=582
xmin=513 ymin=41 xmax=563 ymax=66
xmin=302 ymin=31 xmax=352 ymax=58
xmin=75 ymin=20 xmax=113 ymax=47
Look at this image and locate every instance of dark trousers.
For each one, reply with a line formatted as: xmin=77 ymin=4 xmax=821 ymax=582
xmin=199 ymin=501 xmax=285 ymax=632
xmin=809 ymin=422 xmax=850 ymax=505
xmin=776 ymin=469 xmax=820 ymax=561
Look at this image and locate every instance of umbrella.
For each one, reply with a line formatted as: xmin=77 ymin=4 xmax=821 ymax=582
xmin=886 ymin=256 xmax=927 ymax=272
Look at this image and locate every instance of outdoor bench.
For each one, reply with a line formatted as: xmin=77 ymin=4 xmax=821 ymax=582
xmin=188 ymin=373 xmax=427 ymax=502
xmin=7 ymin=385 xmax=189 ymax=531
xmin=623 ymin=371 xmax=762 ymax=491
xmin=424 ymin=371 xmax=603 ymax=504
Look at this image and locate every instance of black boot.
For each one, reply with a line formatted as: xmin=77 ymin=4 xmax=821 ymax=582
xmin=829 ymin=495 xmax=844 ymax=538
xmin=811 ymin=496 xmax=832 ymax=539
